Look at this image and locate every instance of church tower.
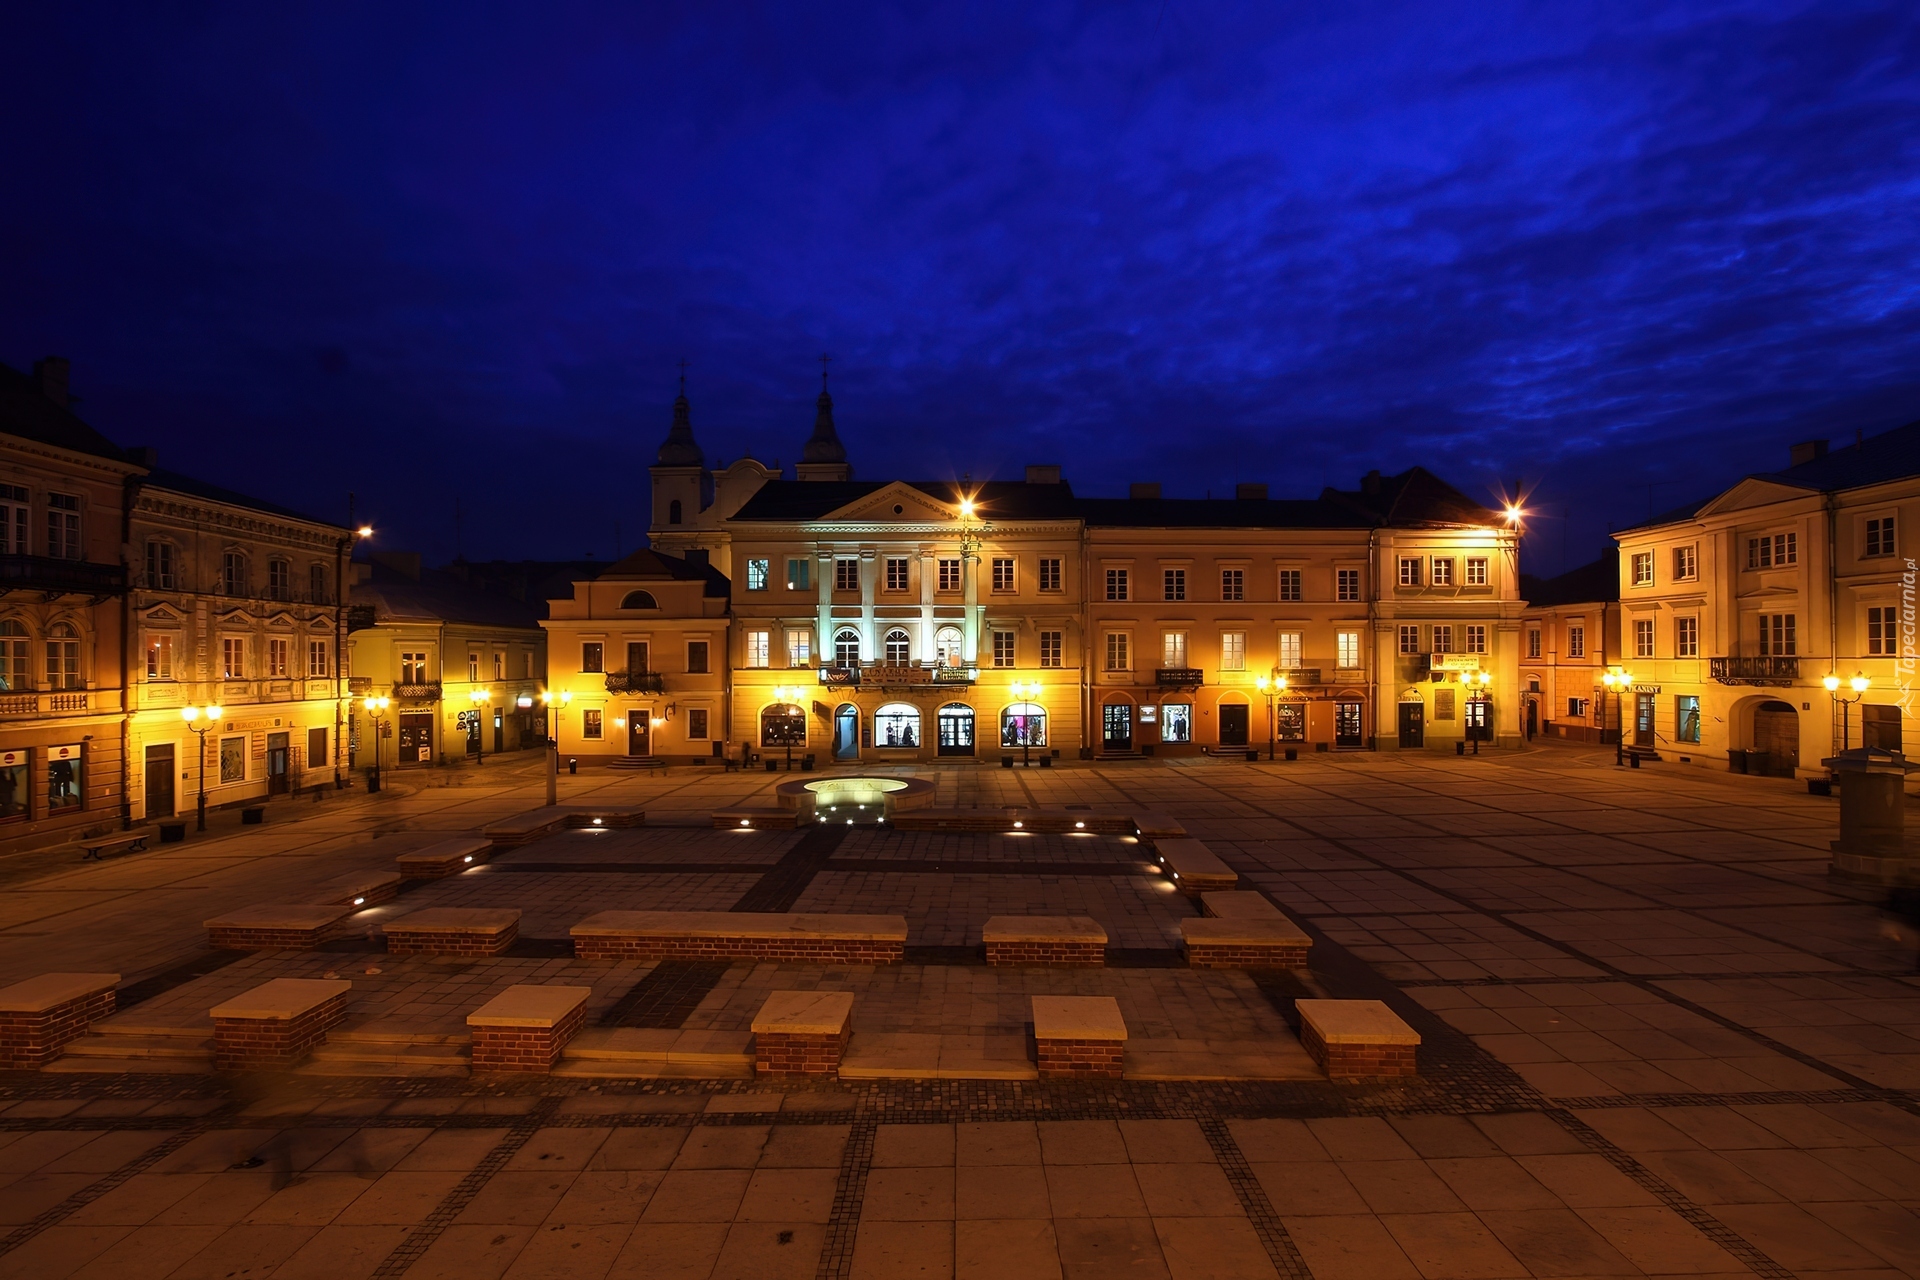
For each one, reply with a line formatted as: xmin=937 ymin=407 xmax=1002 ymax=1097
xmin=648 ymin=371 xmax=709 ymax=544
xmin=794 ymin=359 xmax=853 ymax=482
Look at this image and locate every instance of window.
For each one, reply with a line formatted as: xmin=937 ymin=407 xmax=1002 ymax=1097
xmin=1465 ymin=625 xmax=1486 ymax=654
xmin=1567 ymin=624 xmax=1586 ymax=659
xmin=1105 ymin=632 xmax=1130 ymax=671
xmin=834 ymin=558 xmax=859 ymax=592
xmin=884 ymin=629 xmax=911 ymax=665
xmin=1038 ymin=558 xmax=1062 ymax=591
xmin=581 ymin=710 xmax=603 ymax=740
xmin=935 ymin=626 xmax=964 ymax=666
xmin=1432 ymin=624 xmax=1453 ymax=654
xmin=762 ymin=702 xmax=806 ymax=748
xmin=1221 ymin=568 xmax=1244 ymax=601
xmin=834 ymin=628 xmax=860 ymax=665
xmin=524 ymin=652 xmax=534 ymax=679
xmin=786 ymin=630 xmax=812 ymax=667
xmin=1866 ymin=516 xmax=1897 ymax=558
xmin=786 ymin=558 xmax=810 ymax=591
xmin=1162 ymin=632 xmax=1187 ymax=668
xmin=1526 ymin=629 xmax=1541 ymax=659
xmin=1863 ymin=703 xmax=1902 ymax=752
xmin=1676 ymin=695 xmax=1701 ymax=743
xmin=310 ymin=563 xmax=328 ymax=603
xmin=220 ymin=551 xmax=246 ymax=595
xmin=1676 ymin=616 xmax=1699 ymax=659
xmin=401 ymin=652 xmax=428 ymax=683
xmin=1431 ymin=558 xmax=1454 ymax=586
xmin=220 ymin=636 xmax=245 ymax=680
xmin=1398 ymin=557 xmax=1421 ymax=586
xmin=1465 ymin=557 xmax=1488 ymax=586
xmin=581 ymin=642 xmax=603 ymax=673
xmin=1163 ymin=568 xmax=1186 ymax=601
xmin=145 ymin=541 xmax=176 ymax=590
xmin=493 ymin=651 xmax=504 ymax=680
xmin=308 ymin=639 xmax=330 ymax=678
xmin=747 ymin=559 xmax=769 ymax=591
xmin=938 ymin=559 xmax=962 ymax=591
xmin=1868 ymin=606 xmax=1895 ymax=656
xmin=268 ymin=559 xmax=291 ymax=600
xmin=746 ymin=630 xmax=771 ymax=668
xmin=1626 ymin=551 xmax=1652 ymax=586
xmin=1161 ymin=703 xmax=1192 ymax=743
xmin=885 ymin=557 xmax=909 ymax=592
xmin=1220 ymin=631 xmax=1246 ymax=671
xmin=687 ymin=708 xmax=709 ymax=739
xmin=268 ymin=637 xmax=289 ymax=678
xmin=668 ymin=499 xmax=683 ymax=524
xmin=624 ymin=642 xmax=649 ymax=675
xmin=1337 ymin=568 xmax=1361 ymax=601
xmin=1747 ymin=532 xmax=1798 ymax=568
xmin=992 ymin=558 xmax=1015 ymax=592
xmin=1039 ymin=630 xmax=1062 ymax=668
xmin=146 ymin=633 xmax=173 ymax=680
xmin=0 ymin=484 xmax=26 ymax=555
xmin=876 ymin=703 xmax=922 ymax=748
xmin=219 ymin=736 xmax=246 ymax=784
xmin=1105 ymin=568 xmax=1129 ymax=600
xmin=1398 ymin=625 xmax=1420 ymax=655
xmin=1758 ymin=613 xmax=1796 ymax=655
xmin=1001 ymin=703 xmax=1046 ymax=748
xmin=687 ymin=640 xmax=710 ymax=674
xmin=992 ymin=630 xmax=1015 ymax=668
xmin=1277 ymin=569 xmax=1301 ymax=601
xmin=1632 ymin=618 xmax=1653 ymax=658
xmin=46 ymin=493 xmax=80 ymax=560
xmin=1567 ymin=697 xmax=1590 ymax=719
xmin=1278 ymin=631 xmax=1302 ymax=669
xmin=1338 ymin=631 xmax=1361 ymax=669
xmin=1672 ymin=545 xmax=1697 ymax=581
xmin=0 ymin=621 xmax=28 ymax=695
xmin=468 ymin=653 xmax=480 ymax=681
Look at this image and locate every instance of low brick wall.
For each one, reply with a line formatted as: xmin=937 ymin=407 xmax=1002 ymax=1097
xmin=1185 ymin=939 xmax=1309 ymax=969
xmin=213 ymin=991 xmax=348 ymax=1071
xmin=0 ymin=988 xmax=116 ymax=1069
xmin=207 ymin=923 xmax=337 ymax=950
xmin=471 ymin=1002 xmax=586 ymax=1074
xmin=985 ymin=939 xmax=1106 ymax=967
xmin=1036 ymin=1037 xmax=1125 ymax=1080
xmin=575 ymin=934 xmax=904 ymax=963
xmin=755 ymin=1025 xmax=852 ymax=1077
xmin=386 ymin=923 xmax=518 ymax=957
xmin=1301 ymin=1019 xmax=1417 ymax=1079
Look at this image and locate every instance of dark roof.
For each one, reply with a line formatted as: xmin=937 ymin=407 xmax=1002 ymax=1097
xmin=596 ymin=546 xmax=730 ymax=598
xmin=1753 ymin=418 xmax=1920 ymax=493
xmin=1077 ymin=498 xmax=1373 ymax=529
xmin=144 ymin=467 xmax=341 ymax=529
xmin=1614 ymin=495 xmax=1712 ymax=534
xmin=1522 ymin=549 xmax=1619 ymax=609
xmin=731 ymin=479 xmax=1083 ymax=522
xmin=0 ymin=361 xmax=139 ymax=464
xmin=1321 ymin=466 xmax=1502 ymax=527
xmin=351 ymin=561 xmax=546 ymax=629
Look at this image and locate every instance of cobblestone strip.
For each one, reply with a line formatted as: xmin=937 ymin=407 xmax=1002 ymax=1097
xmin=369 ymin=1095 xmax=561 ymax=1278
xmin=0 ymin=1124 xmax=207 ymax=1258
xmin=814 ymin=1114 xmax=877 ymax=1280
xmin=1197 ymin=1116 xmax=1314 ymax=1280
xmin=733 ymin=824 xmax=848 ymax=913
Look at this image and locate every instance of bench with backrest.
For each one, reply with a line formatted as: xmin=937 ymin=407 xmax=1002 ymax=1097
xmin=396 ymin=836 xmax=494 ymax=879
xmin=1146 ymin=836 xmax=1239 ymax=893
xmin=211 ymin=977 xmax=351 ymax=1070
xmin=1031 ymin=994 xmax=1128 ymax=1080
xmin=983 ymin=916 xmax=1108 ymax=966
xmin=752 ymin=990 xmax=854 ymax=1077
xmin=0 ymin=972 xmax=119 ymax=1068
xmin=307 ymin=869 xmax=403 ymax=908
xmin=384 ymin=907 xmax=521 ymax=956
xmin=79 ymin=830 xmax=153 ymax=861
xmin=1296 ymin=999 xmax=1420 ymax=1080
xmin=468 ymin=984 xmax=589 ymax=1074
xmin=205 ymin=903 xmax=357 ymax=950
xmin=570 ymin=911 xmax=908 ymax=963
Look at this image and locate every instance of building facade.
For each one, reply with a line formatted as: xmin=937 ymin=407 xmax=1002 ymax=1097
xmin=1518 ymin=551 xmax=1622 ymax=744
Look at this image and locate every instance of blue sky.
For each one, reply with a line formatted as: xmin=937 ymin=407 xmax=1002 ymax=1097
xmin=6 ymin=2 xmax=1918 ymax=570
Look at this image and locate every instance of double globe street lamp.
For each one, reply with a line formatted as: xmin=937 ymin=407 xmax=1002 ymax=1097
xmin=1009 ymin=679 xmax=1043 ymax=767
xmin=1254 ymin=672 xmax=1290 ymax=760
xmin=181 ymin=703 xmax=223 ymax=831
xmin=1823 ymin=672 xmax=1870 ymax=751
xmin=361 ymin=695 xmax=391 ymax=791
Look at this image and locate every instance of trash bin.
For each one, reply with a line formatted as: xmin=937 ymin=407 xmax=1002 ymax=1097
xmin=1727 ymin=749 xmax=1748 ymax=774
xmin=1745 ymin=751 xmax=1771 ymax=777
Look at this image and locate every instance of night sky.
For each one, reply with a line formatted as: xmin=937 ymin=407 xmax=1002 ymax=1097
xmin=6 ymin=3 xmax=1919 ymax=572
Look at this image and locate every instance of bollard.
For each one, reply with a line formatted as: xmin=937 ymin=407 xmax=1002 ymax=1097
xmin=568 ymin=758 xmax=578 ymax=775
xmin=1629 ymin=754 xmax=1640 ymax=769
xmin=1455 ymin=740 xmax=1465 ymax=757
xmin=1285 ymin=747 xmax=1298 ymax=761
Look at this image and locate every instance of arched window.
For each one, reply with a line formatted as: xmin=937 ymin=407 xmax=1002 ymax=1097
xmin=884 ymin=629 xmax=911 ymax=665
xmin=935 ymin=626 xmax=964 ymax=666
xmin=834 ymin=628 xmax=861 ymax=666
xmin=620 ymin=590 xmax=659 ymax=610
xmin=45 ymin=622 xmax=80 ymax=691
xmin=220 ymin=551 xmax=247 ymax=596
xmin=937 ymin=702 xmax=975 ymax=754
xmin=761 ymin=702 xmax=806 ymax=747
xmin=669 ymin=499 xmax=683 ymax=525
xmin=1000 ymin=702 xmax=1047 ymax=748
xmin=875 ymin=702 xmax=921 ymax=748
xmin=0 ymin=620 xmax=28 ymax=692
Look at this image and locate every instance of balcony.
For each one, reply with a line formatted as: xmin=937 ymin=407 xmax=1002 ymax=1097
xmin=1157 ymin=667 xmax=1205 ymax=688
xmin=0 ymin=689 xmax=92 ymax=716
xmin=1710 ymin=656 xmax=1798 ymax=686
xmin=605 ymin=670 xmax=665 ymax=694
xmin=0 ymin=555 xmax=127 ymax=598
xmin=392 ymin=682 xmax=441 ymax=700
xmin=862 ymin=662 xmax=977 ymax=688
xmin=1274 ymin=668 xmax=1322 ymax=687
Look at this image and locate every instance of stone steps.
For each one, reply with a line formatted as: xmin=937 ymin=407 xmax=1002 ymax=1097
xmin=299 ymin=1039 xmax=472 ymax=1076
xmin=552 ymin=1027 xmax=753 ymax=1079
xmin=45 ymin=1025 xmax=213 ymax=1073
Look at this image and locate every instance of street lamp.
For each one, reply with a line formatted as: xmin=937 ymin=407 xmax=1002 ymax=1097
xmin=1254 ymin=672 xmax=1289 ymax=760
xmin=539 ymin=689 xmax=571 ymax=804
xmin=1010 ymin=679 xmax=1043 ymax=767
xmin=771 ymin=685 xmax=806 ymax=770
xmin=360 ymin=695 xmax=390 ymax=791
xmin=469 ymin=687 xmax=492 ymax=766
xmin=1600 ymin=667 xmax=1632 ymax=766
xmin=1823 ymin=672 xmax=1870 ymax=752
xmin=181 ymin=703 xmax=222 ymax=831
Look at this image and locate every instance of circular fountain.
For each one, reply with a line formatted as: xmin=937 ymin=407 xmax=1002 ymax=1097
xmin=773 ymin=774 xmax=935 ymax=824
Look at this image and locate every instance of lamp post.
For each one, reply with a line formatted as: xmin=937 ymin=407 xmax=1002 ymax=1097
xmin=1467 ymin=669 xmax=1492 ymax=755
xmin=469 ymin=687 xmax=492 ymax=766
xmin=772 ymin=685 xmax=805 ymax=770
xmin=540 ymin=690 xmax=571 ymax=805
xmin=1254 ymin=672 xmax=1289 ymax=760
xmin=181 ymin=703 xmax=222 ymax=831
xmin=1823 ymin=672 xmax=1869 ymax=752
xmin=1600 ymin=667 xmax=1631 ymax=766
xmin=1010 ymin=679 xmax=1043 ymax=767
xmin=360 ymin=695 xmax=390 ymax=791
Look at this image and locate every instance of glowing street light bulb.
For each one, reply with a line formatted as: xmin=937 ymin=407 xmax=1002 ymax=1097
xmin=1851 ymin=674 xmax=1870 ymax=694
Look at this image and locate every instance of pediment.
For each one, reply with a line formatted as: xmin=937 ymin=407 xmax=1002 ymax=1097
xmin=307 ymin=616 xmax=334 ymax=632
xmin=265 ymin=611 xmax=297 ymax=629
xmin=213 ymin=607 xmax=251 ymax=625
xmin=1696 ymin=477 xmax=1816 ymax=518
xmin=821 ymin=482 xmax=959 ymax=523
xmin=141 ymin=605 xmax=182 ymax=624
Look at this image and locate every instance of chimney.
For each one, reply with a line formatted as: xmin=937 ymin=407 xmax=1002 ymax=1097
xmin=1235 ymin=483 xmax=1268 ymax=501
xmin=1789 ymin=439 xmax=1828 ymax=467
xmin=1024 ymin=464 xmax=1061 ymax=485
xmin=1129 ymin=482 xmax=1161 ymax=500
xmin=34 ymin=357 xmax=70 ymax=407
xmin=1361 ymin=470 xmax=1382 ymax=496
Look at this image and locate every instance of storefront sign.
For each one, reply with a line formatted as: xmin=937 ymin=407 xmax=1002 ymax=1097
xmin=0 ymin=749 xmax=24 ymax=767
xmin=47 ymin=743 xmax=83 ymax=761
xmin=1632 ymin=684 xmax=1661 ymax=693
xmin=818 ymin=667 xmax=859 ymax=687
xmin=1431 ymin=654 xmax=1482 ymax=672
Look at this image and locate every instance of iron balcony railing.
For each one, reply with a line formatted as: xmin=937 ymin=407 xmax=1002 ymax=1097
xmin=392 ymin=682 xmax=441 ymax=700
xmin=605 ymin=670 xmax=665 ymax=694
xmin=1710 ymin=656 xmax=1799 ymax=684
xmin=1156 ymin=667 xmax=1205 ymax=688
xmin=0 ymin=555 xmax=127 ymax=597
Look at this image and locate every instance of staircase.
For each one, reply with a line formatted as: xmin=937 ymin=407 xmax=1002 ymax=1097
xmin=44 ymin=1021 xmax=213 ymax=1074
xmin=299 ymin=1026 xmax=470 ymax=1077
xmin=552 ymin=1027 xmax=754 ymax=1080
xmin=606 ymin=757 xmax=667 ymax=770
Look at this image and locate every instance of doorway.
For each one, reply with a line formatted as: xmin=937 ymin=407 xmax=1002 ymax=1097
xmin=1525 ymin=699 xmax=1538 ymax=740
xmin=834 ymin=704 xmax=860 ymax=760
xmin=1219 ymin=703 xmax=1249 ymax=746
xmin=494 ymin=710 xmax=504 ymax=754
xmin=1336 ymin=702 xmax=1365 ymax=748
xmin=628 ymin=709 xmax=651 ymax=756
xmin=266 ymin=732 xmax=290 ymax=794
xmin=398 ymin=713 xmax=434 ymax=763
xmin=144 ymin=744 xmax=175 ymax=818
xmin=1633 ymin=692 xmax=1655 ymax=747
xmin=1102 ymin=702 xmax=1133 ymax=752
xmin=937 ymin=703 xmax=975 ymax=756
xmin=1398 ymin=701 xmax=1425 ymax=748
xmin=1751 ymin=701 xmax=1799 ymax=777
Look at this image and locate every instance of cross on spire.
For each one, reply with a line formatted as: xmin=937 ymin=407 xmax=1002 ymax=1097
xmin=819 ymin=352 xmax=832 ymax=391
xmin=677 ymin=358 xmax=689 ymax=395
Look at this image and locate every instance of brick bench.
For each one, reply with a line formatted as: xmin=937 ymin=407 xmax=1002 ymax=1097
xmin=468 ymin=984 xmax=589 ymax=1074
xmin=891 ymin=808 xmax=1131 ymax=834
xmin=752 ymin=990 xmax=854 ymax=1077
xmin=1180 ymin=916 xmax=1311 ymax=968
xmin=1297 ymin=999 xmax=1420 ymax=1081
xmin=1132 ymin=812 xmax=1188 ymax=840
xmin=1149 ymin=837 xmax=1239 ymax=893
xmin=714 ymin=808 xmax=800 ymax=830
xmin=307 ymin=869 xmax=403 ymax=908
xmin=481 ymin=807 xmax=569 ymax=847
xmin=983 ymin=916 xmax=1108 ymax=966
xmin=570 ymin=911 xmax=909 ymax=963
xmin=1031 ymin=995 xmax=1127 ymax=1080
xmin=385 ymin=908 xmax=521 ymax=956
xmin=205 ymin=903 xmax=357 ymax=950
xmin=560 ymin=804 xmax=645 ymax=830
xmin=1201 ymin=891 xmax=1283 ymax=920
xmin=396 ymin=836 xmax=493 ymax=879
xmin=0 ymin=973 xmax=119 ymax=1068
xmin=211 ymin=978 xmax=351 ymax=1070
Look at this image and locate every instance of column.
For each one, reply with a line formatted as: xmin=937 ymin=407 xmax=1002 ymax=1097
xmin=815 ymin=550 xmax=833 ymax=663
xmin=918 ymin=550 xmax=936 ymax=663
xmin=859 ymin=550 xmax=877 ymax=657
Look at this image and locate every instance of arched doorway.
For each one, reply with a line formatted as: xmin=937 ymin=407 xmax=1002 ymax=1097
xmin=1751 ymin=700 xmax=1798 ymax=777
xmin=1217 ymin=694 xmax=1251 ymax=747
xmin=1102 ymin=698 xmax=1134 ymax=752
xmin=935 ymin=626 xmax=965 ymax=667
xmin=937 ymin=703 xmax=975 ymax=756
xmin=834 ymin=704 xmax=860 ymax=760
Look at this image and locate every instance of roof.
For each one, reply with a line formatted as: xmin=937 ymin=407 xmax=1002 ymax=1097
xmin=594 ymin=546 xmax=730 ymax=598
xmin=1752 ymin=418 xmax=1920 ymax=493
xmin=1522 ymin=550 xmax=1619 ymax=609
xmin=1077 ymin=498 xmax=1373 ymax=529
xmin=350 ymin=561 xmax=546 ymax=629
xmin=144 ymin=467 xmax=341 ymax=529
xmin=0 ymin=361 xmax=139 ymax=465
xmin=1321 ymin=467 xmax=1502 ymax=527
xmin=731 ymin=479 xmax=1083 ymax=522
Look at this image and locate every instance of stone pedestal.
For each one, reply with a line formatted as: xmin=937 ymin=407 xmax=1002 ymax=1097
xmin=1031 ymin=995 xmax=1127 ymax=1080
xmin=1824 ymin=748 xmax=1920 ymax=885
xmin=752 ymin=991 xmax=854 ymax=1076
xmin=1180 ymin=916 xmax=1311 ymax=968
xmin=211 ymin=978 xmax=351 ymax=1070
xmin=397 ymin=836 xmax=493 ymax=879
xmin=205 ymin=904 xmax=357 ymax=950
xmin=384 ymin=908 xmax=521 ymax=956
xmin=308 ymin=870 xmax=403 ymax=908
xmin=983 ymin=916 xmax=1108 ymax=966
xmin=1297 ymin=999 xmax=1420 ymax=1080
xmin=0 ymin=973 xmax=119 ymax=1068
xmin=467 ymin=985 xmax=589 ymax=1074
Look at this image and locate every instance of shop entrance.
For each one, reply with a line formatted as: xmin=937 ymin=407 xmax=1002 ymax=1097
xmin=398 ymin=713 xmax=434 ymax=764
xmin=1102 ymin=703 xmax=1133 ymax=752
xmin=266 ymin=732 xmax=290 ymax=794
xmin=835 ymin=705 xmax=861 ymax=760
xmin=144 ymin=744 xmax=175 ymax=817
xmin=1634 ymin=692 xmax=1655 ymax=747
xmin=1336 ymin=702 xmax=1365 ymax=748
xmin=937 ymin=704 xmax=975 ymax=756
xmin=1218 ymin=703 xmax=1250 ymax=747
xmin=1398 ymin=701 xmax=1425 ymax=748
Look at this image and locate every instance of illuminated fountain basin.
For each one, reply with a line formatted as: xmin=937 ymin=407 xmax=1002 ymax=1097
xmin=774 ymin=774 xmax=935 ymax=824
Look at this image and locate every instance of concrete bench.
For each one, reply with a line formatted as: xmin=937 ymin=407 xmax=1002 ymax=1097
xmin=1201 ymin=891 xmax=1284 ymax=920
xmin=983 ymin=916 xmax=1108 ymax=966
xmin=1031 ymin=995 xmax=1127 ymax=1080
xmin=385 ymin=907 xmax=521 ymax=956
xmin=1149 ymin=837 xmax=1239 ymax=892
xmin=752 ymin=991 xmax=854 ymax=1077
xmin=307 ymin=869 xmax=403 ymax=908
xmin=1180 ymin=916 xmax=1311 ymax=968
xmin=211 ymin=977 xmax=351 ymax=1070
xmin=1132 ymin=812 xmax=1188 ymax=840
xmin=396 ymin=836 xmax=494 ymax=879
xmin=1297 ymin=999 xmax=1420 ymax=1080
xmin=468 ymin=984 xmax=590 ymax=1074
xmin=79 ymin=830 xmax=152 ymax=861
xmin=481 ymin=807 xmax=572 ymax=847
xmin=205 ymin=903 xmax=357 ymax=950
xmin=713 ymin=808 xmax=800 ymax=830
xmin=0 ymin=973 xmax=119 ymax=1068
xmin=571 ymin=911 xmax=908 ymax=963
xmin=558 ymin=804 xmax=646 ymax=830
xmin=891 ymin=808 xmax=1130 ymax=834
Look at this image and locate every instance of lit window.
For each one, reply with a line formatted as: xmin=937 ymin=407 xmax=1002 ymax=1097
xmin=1163 ymin=568 xmax=1186 ymax=601
xmin=1220 ymin=569 xmax=1244 ymax=601
xmin=746 ymin=559 xmax=769 ymax=591
xmin=1039 ymin=630 xmax=1062 ymax=668
xmin=1220 ymin=631 xmax=1245 ymax=671
xmin=1278 ymin=631 xmax=1302 ymax=669
xmin=992 ymin=558 xmax=1015 ymax=592
xmin=746 ymin=631 xmax=770 ymax=668
xmin=876 ymin=702 xmax=922 ymax=748
xmin=221 ymin=636 xmax=245 ymax=680
xmin=1337 ymin=568 xmax=1361 ymax=601
xmin=1162 ymin=632 xmax=1187 ymax=667
xmin=786 ymin=630 xmax=812 ymax=667
xmin=401 ymin=651 xmax=428 ymax=683
xmin=1676 ymin=695 xmax=1700 ymax=743
xmin=268 ymin=637 xmax=289 ymax=678
xmin=146 ymin=633 xmax=173 ymax=680
xmin=1161 ymin=703 xmax=1191 ymax=743
xmin=1337 ymin=631 xmax=1361 ymax=669
xmin=219 ymin=736 xmax=245 ymax=783
xmin=992 ymin=630 xmax=1015 ymax=667
xmin=308 ymin=640 xmax=330 ymax=678
xmin=1465 ymin=557 xmax=1488 ymax=586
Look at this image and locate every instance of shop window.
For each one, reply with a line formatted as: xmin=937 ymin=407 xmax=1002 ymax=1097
xmin=1161 ymin=703 xmax=1192 ymax=743
xmin=47 ymin=747 xmax=82 ymax=811
xmin=876 ymin=703 xmax=922 ymax=748
xmin=0 ymin=749 xmax=27 ymax=822
xmin=1676 ymin=695 xmax=1701 ymax=743
xmin=1277 ymin=703 xmax=1306 ymax=741
xmin=761 ymin=703 xmax=806 ymax=747
xmin=1001 ymin=703 xmax=1047 ymax=748
xmin=219 ymin=736 xmax=247 ymax=783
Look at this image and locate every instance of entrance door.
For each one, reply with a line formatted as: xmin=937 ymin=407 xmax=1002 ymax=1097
xmin=1525 ymin=699 xmax=1538 ymax=740
xmin=1398 ymin=701 xmax=1425 ymax=748
xmin=494 ymin=710 xmax=504 ymax=753
xmin=1336 ymin=702 xmax=1365 ymax=747
xmin=1102 ymin=703 xmax=1133 ymax=752
xmin=266 ymin=732 xmax=290 ymax=794
xmin=308 ymin=728 xmax=328 ymax=776
xmin=1634 ymin=692 xmax=1655 ymax=747
xmin=834 ymin=705 xmax=860 ymax=760
xmin=1464 ymin=698 xmax=1491 ymax=742
xmin=628 ymin=709 xmax=651 ymax=756
xmin=1219 ymin=703 xmax=1250 ymax=746
xmin=1752 ymin=701 xmax=1798 ymax=776
xmin=144 ymin=744 xmax=175 ymax=818
xmin=937 ymin=704 xmax=975 ymax=756
xmin=398 ymin=713 xmax=434 ymax=763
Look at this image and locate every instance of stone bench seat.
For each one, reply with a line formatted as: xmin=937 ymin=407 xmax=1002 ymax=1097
xmin=982 ymin=915 xmax=1108 ymax=966
xmin=205 ymin=903 xmax=357 ymax=950
xmin=752 ymin=991 xmax=854 ymax=1077
xmin=468 ymin=984 xmax=589 ymax=1074
xmin=79 ymin=830 xmax=153 ymax=861
xmin=1201 ymin=891 xmax=1284 ymax=920
xmin=1297 ymin=999 xmax=1420 ymax=1080
xmin=558 ymin=804 xmax=646 ymax=830
xmin=396 ymin=836 xmax=493 ymax=879
xmin=211 ymin=978 xmax=351 ymax=1070
xmin=713 ymin=808 xmax=800 ymax=830
xmin=1180 ymin=916 xmax=1311 ymax=969
xmin=570 ymin=911 xmax=908 ymax=963
xmin=1149 ymin=837 xmax=1239 ymax=892
xmin=1132 ymin=812 xmax=1188 ymax=839
xmin=1031 ymin=995 xmax=1127 ymax=1080
xmin=0 ymin=972 xmax=119 ymax=1068
xmin=482 ymin=805 xmax=647 ymax=847
xmin=891 ymin=808 xmax=1131 ymax=834
xmin=307 ymin=869 xmax=403 ymax=908
xmin=384 ymin=908 xmax=521 ymax=956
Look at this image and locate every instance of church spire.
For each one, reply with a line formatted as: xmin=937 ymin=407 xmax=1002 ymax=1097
xmin=654 ymin=359 xmax=703 ymax=467
xmin=797 ymin=354 xmax=851 ymax=480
